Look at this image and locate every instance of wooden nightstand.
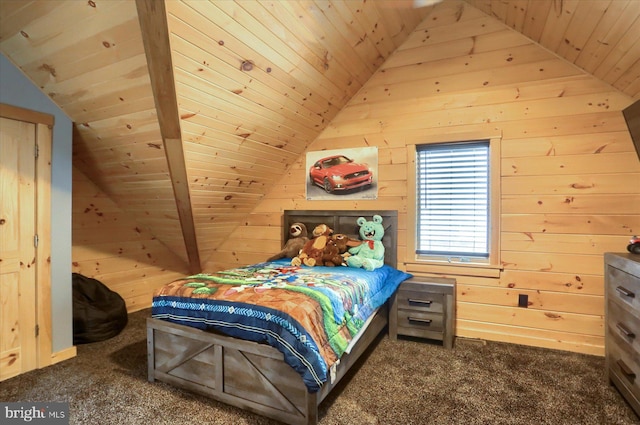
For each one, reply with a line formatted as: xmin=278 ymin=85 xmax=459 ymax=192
xmin=389 ymin=276 xmax=456 ymax=348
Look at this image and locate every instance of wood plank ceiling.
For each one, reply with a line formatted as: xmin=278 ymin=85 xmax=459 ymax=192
xmin=1 ymin=0 xmax=638 ymax=272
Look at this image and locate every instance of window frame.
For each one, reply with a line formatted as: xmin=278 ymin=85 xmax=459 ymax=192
xmin=406 ymin=133 xmax=502 ymax=277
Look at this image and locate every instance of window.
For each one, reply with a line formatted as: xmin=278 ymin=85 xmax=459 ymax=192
xmin=416 ymin=141 xmax=489 ymax=258
xmin=407 ymin=135 xmax=501 ymax=274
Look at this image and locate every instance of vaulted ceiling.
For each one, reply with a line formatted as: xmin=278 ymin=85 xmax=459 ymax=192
xmin=1 ymin=0 xmax=638 ymax=272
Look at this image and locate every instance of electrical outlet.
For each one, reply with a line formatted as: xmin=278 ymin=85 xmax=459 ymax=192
xmin=518 ymin=294 xmax=528 ymax=308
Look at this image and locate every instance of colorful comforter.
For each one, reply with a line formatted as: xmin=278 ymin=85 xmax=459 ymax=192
xmin=152 ymin=259 xmax=411 ymax=392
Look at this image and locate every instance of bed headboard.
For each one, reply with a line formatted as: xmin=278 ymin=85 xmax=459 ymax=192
xmin=282 ymin=210 xmax=399 ymax=268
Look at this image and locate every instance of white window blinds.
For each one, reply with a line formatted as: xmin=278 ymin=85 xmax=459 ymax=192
xmin=416 ymin=141 xmax=490 ymax=257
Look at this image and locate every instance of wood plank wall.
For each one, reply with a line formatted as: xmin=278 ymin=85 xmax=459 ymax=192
xmin=72 ymin=167 xmax=189 ymax=312
xmin=209 ymin=1 xmax=640 ymax=356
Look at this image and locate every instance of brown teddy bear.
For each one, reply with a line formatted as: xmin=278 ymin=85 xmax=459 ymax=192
xmin=320 ymin=237 xmax=342 ymax=267
xmin=321 ymin=233 xmax=362 ymax=266
xmin=266 ymin=222 xmax=309 ymax=262
xmin=291 ymin=224 xmax=333 ymax=267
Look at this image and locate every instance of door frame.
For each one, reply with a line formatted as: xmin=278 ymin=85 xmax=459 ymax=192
xmin=0 ymin=103 xmax=53 ymax=369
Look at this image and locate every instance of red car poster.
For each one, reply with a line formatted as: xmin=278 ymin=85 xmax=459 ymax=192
xmin=306 ymin=147 xmax=378 ymax=200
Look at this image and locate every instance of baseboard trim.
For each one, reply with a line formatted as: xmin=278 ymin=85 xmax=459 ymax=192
xmin=50 ymin=346 xmax=77 ymax=365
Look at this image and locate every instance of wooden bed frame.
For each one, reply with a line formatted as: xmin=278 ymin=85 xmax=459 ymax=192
xmin=147 ymin=210 xmax=399 ymax=425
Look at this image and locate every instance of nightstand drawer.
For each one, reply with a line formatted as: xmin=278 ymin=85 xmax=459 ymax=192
xmin=397 ymin=309 xmax=444 ymax=333
xmin=397 ymin=289 xmax=444 ymax=313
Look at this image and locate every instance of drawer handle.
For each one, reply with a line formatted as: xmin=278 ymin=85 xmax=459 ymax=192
xmin=615 ymin=286 xmax=636 ymax=299
xmin=408 ymin=298 xmax=432 ymax=306
xmin=408 ymin=317 xmax=432 ymax=325
xmin=616 ymin=359 xmax=636 ymax=381
xmin=616 ymin=322 xmax=636 ymax=339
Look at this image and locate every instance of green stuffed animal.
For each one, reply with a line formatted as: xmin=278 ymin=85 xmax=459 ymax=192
xmin=346 ymin=215 xmax=385 ymax=271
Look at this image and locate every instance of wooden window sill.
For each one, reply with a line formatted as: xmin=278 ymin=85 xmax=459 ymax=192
xmin=405 ymin=261 xmax=502 ymax=278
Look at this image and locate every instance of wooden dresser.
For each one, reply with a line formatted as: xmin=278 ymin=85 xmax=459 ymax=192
xmin=604 ymin=253 xmax=640 ymax=418
xmin=389 ymin=276 xmax=456 ymax=348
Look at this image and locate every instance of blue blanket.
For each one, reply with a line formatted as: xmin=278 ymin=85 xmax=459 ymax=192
xmin=152 ymin=260 xmax=411 ymax=392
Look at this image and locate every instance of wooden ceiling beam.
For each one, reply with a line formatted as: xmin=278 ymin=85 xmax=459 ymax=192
xmin=135 ymin=0 xmax=201 ymax=273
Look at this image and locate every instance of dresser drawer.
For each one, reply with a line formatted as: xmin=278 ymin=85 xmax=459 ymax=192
xmin=606 ymin=264 xmax=640 ymax=316
xmin=607 ymin=303 xmax=640 ymax=354
xmin=397 ymin=289 xmax=444 ymax=314
xmin=607 ymin=340 xmax=640 ymax=406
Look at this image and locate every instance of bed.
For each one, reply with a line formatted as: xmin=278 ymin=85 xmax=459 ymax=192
xmin=146 ymin=210 xmax=409 ymax=424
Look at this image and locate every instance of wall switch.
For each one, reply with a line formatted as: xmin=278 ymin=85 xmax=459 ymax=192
xmin=518 ymin=294 xmax=528 ymax=308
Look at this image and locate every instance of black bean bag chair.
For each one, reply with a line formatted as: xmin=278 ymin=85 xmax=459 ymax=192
xmin=72 ymin=273 xmax=128 ymax=344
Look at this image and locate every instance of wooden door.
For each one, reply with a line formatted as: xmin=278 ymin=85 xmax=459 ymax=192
xmin=0 ymin=116 xmax=38 ymax=381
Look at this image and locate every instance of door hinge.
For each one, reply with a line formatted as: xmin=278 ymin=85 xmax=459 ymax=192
xmin=35 ymin=143 xmax=39 ymax=159
xmin=35 ymin=324 xmax=40 ymax=337
xmin=34 ymin=234 xmax=39 ymax=248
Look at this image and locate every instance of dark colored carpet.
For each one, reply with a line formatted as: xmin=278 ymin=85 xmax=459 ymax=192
xmin=1 ymin=309 xmax=638 ymax=425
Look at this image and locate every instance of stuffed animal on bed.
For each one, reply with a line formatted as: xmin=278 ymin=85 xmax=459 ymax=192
xmin=318 ymin=234 xmax=353 ymax=267
xmin=346 ymin=215 xmax=385 ymax=271
xmin=266 ymin=222 xmax=309 ymax=262
xmin=291 ymin=223 xmax=333 ymax=267
xmin=326 ymin=233 xmax=362 ymax=266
